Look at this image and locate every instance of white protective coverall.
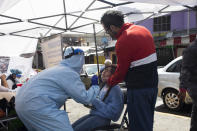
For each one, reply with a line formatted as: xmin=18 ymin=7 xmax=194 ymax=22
xmin=15 ymin=47 xmax=99 ymax=131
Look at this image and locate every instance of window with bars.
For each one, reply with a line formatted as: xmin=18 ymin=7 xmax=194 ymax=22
xmin=153 ymin=15 xmax=171 ymax=32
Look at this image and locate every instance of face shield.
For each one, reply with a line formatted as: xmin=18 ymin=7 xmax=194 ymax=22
xmin=62 ymin=47 xmax=85 ymax=74
xmin=63 ymin=47 xmax=84 ymax=59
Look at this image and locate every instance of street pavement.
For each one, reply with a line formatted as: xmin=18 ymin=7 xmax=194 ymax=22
xmin=154 ymin=98 xmax=191 ymax=131
xmin=65 ymin=97 xmax=191 ymax=131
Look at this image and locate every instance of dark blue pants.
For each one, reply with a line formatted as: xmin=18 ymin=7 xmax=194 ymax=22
xmin=188 ymin=85 xmax=197 ymax=131
xmin=72 ymin=114 xmax=110 ymax=131
xmin=127 ymin=87 xmax=158 ymax=131
xmin=190 ymin=103 xmax=197 ymax=131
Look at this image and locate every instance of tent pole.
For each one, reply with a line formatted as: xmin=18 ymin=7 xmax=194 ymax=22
xmin=0 ymin=14 xmax=22 ymax=25
xmin=187 ymin=8 xmax=190 ymax=35
xmin=63 ymin=0 xmax=68 ymax=29
xmin=44 ymin=16 xmax=64 ymax=37
xmin=69 ymin=0 xmax=96 ymax=28
xmin=60 ymin=34 xmax=66 ymax=111
xmin=93 ymin=24 xmax=100 ymax=83
xmin=0 ymin=32 xmax=5 ymax=36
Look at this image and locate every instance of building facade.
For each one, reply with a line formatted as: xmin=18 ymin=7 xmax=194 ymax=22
xmin=140 ymin=9 xmax=197 ymax=66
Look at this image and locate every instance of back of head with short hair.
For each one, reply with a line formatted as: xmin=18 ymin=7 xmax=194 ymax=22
xmin=101 ymin=10 xmax=124 ymax=29
xmin=104 ymin=59 xmax=112 ymax=66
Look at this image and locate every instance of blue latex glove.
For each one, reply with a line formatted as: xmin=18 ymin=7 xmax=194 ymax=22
xmin=74 ymin=48 xmax=84 ymax=55
xmin=91 ymin=75 xmax=98 ymax=85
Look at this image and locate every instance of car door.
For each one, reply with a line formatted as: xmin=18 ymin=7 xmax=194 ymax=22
xmin=158 ymin=59 xmax=182 ymax=92
xmin=164 ymin=59 xmax=182 ymax=90
xmin=162 ymin=59 xmax=192 ymax=104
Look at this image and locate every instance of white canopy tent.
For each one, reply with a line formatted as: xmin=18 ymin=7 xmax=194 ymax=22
xmin=0 ymin=0 xmax=21 ymax=13
xmin=120 ymin=0 xmax=196 ymax=6
xmin=0 ymin=0 xmax=196 ymax=78
xmin=0 ymin=0 xmax=196 ymax=57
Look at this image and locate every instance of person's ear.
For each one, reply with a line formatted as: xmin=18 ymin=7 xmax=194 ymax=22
xmin=109 ymin=25 xmax=119 ymax=32
xmin=109 ymin=25 xmax=115 ymax=31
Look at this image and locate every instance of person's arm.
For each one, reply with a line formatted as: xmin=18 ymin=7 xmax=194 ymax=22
xmin=0 ymin=86 xmax=10 ymax=92
xmin=179 ymin=68 xmax=189 ymax=92
xmin=7 ymin=80 xmax=13 ymax=89
xmin=179 ymin=43 xmax=197 ymax=100
xmin=0 ymin=74 xmax=9 ymax=88
xmin=180 ymin=46 xmax=197 ymax=90
xmin=92 ymin=86 xmax=124 ymax=121
xmin=58 ymin=72 xmax=100 ymax=105
xmin=107 ymin=38 xmax=132 ymax=87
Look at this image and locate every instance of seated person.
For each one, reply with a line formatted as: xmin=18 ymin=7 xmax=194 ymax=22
xmin=0 ymin=71 xmax=10 ymax=92
xmin=100 ymin=59 xmax=112 ymax=73
xmin=6 ymin=69 xmax=22 ymax=90
xmin=0 ymin=72 xmax=11 ymax=117
xmin=72 ymin=65 xmax=124 ymax=131
xmin=98 ymin=59 xmax=112 ymax=87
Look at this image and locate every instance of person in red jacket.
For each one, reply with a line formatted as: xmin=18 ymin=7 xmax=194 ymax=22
xmin=101 ymin=10 xmax=158 ymax=131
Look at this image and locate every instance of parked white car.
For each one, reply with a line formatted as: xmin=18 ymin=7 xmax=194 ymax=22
xmin=158 ymin=56 xmax=192 ymax=111
xmin=80 ymin=64 xmax=104 ymax=89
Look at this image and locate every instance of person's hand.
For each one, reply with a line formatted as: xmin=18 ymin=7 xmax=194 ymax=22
xmin=84 ymin=104 xmax=92 ymax=107
xmin=84 ymin=104 xmax=95 ymax=109
xmin=0 ymin=74 xmax=6 ymax=79
xmin=1 ymin=74 xmax=9 ymax=88
xmin=178 ymin=88 xmax=186 ymax=102
xmin=8 ymin=89 xmax=16 ymax=93
xmin=91 ymin=75 xmax=98 ymax=86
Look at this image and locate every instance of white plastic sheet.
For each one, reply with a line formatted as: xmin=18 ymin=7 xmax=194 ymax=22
xmin=0 ymin=36 xmax=37 ymax=56
xmin=7 ymin=56 xmax=35 ymax=80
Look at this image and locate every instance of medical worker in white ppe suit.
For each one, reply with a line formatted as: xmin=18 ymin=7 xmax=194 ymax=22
xmin=15 ymin=47 xmax=100 ymax=131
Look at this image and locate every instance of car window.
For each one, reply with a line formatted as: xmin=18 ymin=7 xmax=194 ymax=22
xmin=83 ymin=65 xmax=104 ymax=75
xmin=166 ymin=59 xmax=182 ymax=73
xmin=86 ymin=66 xmax=98 ymax=75
xmin=80 ymin=67 xmax=86 ymax=75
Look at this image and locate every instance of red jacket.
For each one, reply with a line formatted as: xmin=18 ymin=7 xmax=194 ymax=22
xmin=107 ymin=23 xmax=156 ymax=87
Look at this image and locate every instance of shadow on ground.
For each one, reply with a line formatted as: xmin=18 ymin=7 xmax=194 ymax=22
xmin=155 ymin=104 xmax=192 ymax=117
